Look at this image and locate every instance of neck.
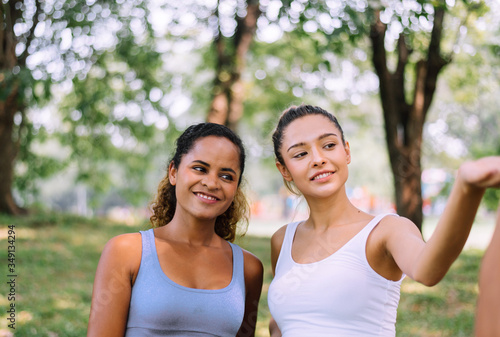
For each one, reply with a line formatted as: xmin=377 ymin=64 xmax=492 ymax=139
xmin=304 ymin=187 xmax=361 ymax=229
xmin=159 ymin=212 xmax=222 ymax=246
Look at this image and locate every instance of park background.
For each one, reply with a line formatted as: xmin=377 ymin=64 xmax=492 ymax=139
xmin=1 ymin=0 xmax=500 ymax=336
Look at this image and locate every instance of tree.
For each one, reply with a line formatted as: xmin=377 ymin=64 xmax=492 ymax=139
xmin=368 ymin=5 xmax=450 ymax=230
xmin=0 ymin=0 xmax=170 ymax=215
xmin=265 ymin=0 xmax=490 ymax=230
xmin=206 ymin=0 xmax=261 ymax=130
xmin=425 ymin=10 xmax=500 ymax=211
xmin=368 ymin=2 xmax=491 ymax=230
xmin=0 ymin=1 xmax=31 ymax=214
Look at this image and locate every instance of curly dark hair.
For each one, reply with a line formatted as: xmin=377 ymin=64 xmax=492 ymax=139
xmin=149 ymin=123 xmax=249 ymax=242
xmin=272 ymin=104 xmax=346 ymax=194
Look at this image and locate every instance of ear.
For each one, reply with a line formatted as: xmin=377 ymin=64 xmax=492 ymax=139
xmin=168 ymin=161 xmax=177 ymax=186
xmin=345 ymin=141 xmax=351 ymax=164
xmin=276 ymin=161 xmax=293 ymax=182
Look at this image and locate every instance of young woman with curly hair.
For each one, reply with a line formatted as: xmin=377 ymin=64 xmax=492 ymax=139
xmin=88 ymin=123 xmax=263 ymax=337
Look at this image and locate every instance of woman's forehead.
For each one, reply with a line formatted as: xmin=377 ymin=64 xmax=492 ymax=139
xmin=283 ymin=115 xmax=340 ymax=142
xmin=185 ymin=136 xmax=241 ymax=165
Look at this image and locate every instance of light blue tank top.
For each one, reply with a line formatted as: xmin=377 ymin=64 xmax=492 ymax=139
xmin=125 ymin=229 xmax=246 ymax=336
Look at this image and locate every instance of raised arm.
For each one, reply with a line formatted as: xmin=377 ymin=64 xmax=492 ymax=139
xmin=237 ymin=250 xmax=264 ymax=337
xmin=386 ymin=156 xmax=500 ymax=286
xmin=87 ymin=234 xmax=141 ymax=337
xmin=475 ymin=207 xmax=500 ymax=337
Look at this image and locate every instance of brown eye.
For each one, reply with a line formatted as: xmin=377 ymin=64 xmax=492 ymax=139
xmin=294 ymin=152 xmax=307 ymax=158
xmin=220 ymin=174 xmax=234 ymax=181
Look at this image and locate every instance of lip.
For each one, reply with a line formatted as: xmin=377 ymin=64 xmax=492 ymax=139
xmin=193 ymin=191 xmax=220 ymax=203
xmin=310 ymin=170 xmax=334 ymax=181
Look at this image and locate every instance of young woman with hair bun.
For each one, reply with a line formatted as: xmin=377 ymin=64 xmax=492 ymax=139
xmin=268 ymin=104 xmax=500 ymax=337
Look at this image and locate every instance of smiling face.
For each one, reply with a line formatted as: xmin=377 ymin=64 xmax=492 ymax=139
xmin=169 ymin=135 xmax=241 ymax=222
xmin=276 ymin=114 xmax=351 ymax=199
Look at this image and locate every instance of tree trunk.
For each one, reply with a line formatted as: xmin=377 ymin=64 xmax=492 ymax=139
xmin=0 ymin=2 xmax=28 ymax=215
xmin=0 ymin=84 xmax=26 ymax=215
xmin=369 ymin=7 xmax=449 ymax=231
xmin=207 ymin=0 xmax=260 ymax=130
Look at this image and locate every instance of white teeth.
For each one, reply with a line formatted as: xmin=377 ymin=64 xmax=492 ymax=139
xmin=313 ymin=172 xmax=332 ymax=180
xmin=196 ymin=193 xmax=217 ymax=201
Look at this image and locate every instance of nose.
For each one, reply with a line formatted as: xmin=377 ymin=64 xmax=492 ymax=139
xmin=201 ymin=173 xmax=220 ymax=190
xmin=311 ymin=148 xmax=326 ymax=167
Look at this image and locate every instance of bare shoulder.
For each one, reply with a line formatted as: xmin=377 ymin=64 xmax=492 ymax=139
xmin=240 ymin=248 xmax=264 ymax=290
xmin=104 ymin=232 xmax=142 ymax=254
xmin=241 ymin=247 xmax=263 ymax=265
xmin=271 ymin=224 xmax=288 ymax=249
xmin=378 ymin=214 xmax=420 ymax=232
xmin=100 ymin=232 xmax=143 ymax=272
xmin=241 ymin=248 xmax=264 ymax=276
xmin=373 ymin=214 xmax=423 ymax=246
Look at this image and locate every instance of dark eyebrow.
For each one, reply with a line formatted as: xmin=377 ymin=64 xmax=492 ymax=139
xmin=286 ymin=133 xmax=338 ymax=153
xmin=319 ymin=133 xmax=338 ymax=140
xmin=192 ymin=160 xmax=237 ymax=175
xmin=193 ymin=160 xmax=210 ymax=166
xmin=286 ymin=142 xmax=306 ymax=153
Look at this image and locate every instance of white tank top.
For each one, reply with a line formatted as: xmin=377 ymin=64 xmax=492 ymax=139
xmin=268 ymin=213 xmax=405 ymax=337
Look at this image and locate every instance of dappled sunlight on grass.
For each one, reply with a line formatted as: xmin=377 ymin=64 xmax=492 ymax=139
xmin=18 ymin=311 xmax=33 ymax=325
xmin=0 ymin=328 xmax=14 ymax=337
xmin=0 ymin=296 xmax=8 ymax=307
xmin=401 ymin=279 xmax=432 ymax=294
xmin=397 ymin=250 xmax=482 ymax=337
xmin=0 ymin=227 xmax=38 ymax=240
xmin=55 ymin=298 xmax=79 ymax=310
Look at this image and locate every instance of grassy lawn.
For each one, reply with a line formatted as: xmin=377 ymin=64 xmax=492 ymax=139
xmin=0 ymin=213 xmax=484 ymax=336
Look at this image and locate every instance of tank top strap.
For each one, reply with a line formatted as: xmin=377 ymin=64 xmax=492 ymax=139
xmin=138 ymin=228 xmax=156 ymax=271
xmin=356 ymin=213 xmax=399 ymax=245
xmin=274 ymin=221 xmax=301 ymax=275
xmin=367 ymin=213 xmax=395 ymax=230
xmin=283 ymin=222 xmax=302 ymax=259
xmin=228 ymin=242 xmax=245 ymax=287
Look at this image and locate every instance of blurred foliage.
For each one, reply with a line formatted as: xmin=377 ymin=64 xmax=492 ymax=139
xmin=7 ymin=0 xmax=183 ymax=209
xmin=5 ymin=0 xmax=500 ymax=212
xmin=423 ymin=7 xmax=500 ymax=210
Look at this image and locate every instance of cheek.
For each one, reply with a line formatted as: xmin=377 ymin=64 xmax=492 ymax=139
xmin=282 ymin=160 xmax=303 ymax=177
xmin=222 ymin=184 xmax=239 ymax=204
xmin=227 ymin=186 xmax=239 ymax=200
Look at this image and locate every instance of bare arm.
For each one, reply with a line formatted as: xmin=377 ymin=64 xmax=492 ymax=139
xmin=386 ymin=156 xmax=500 ymax=286
xmin=237 ymin=250 xmax=264 ymax=337
xmin=87 ymin=234 xmax=141 ymax=337
xmin=475 ymin=207 xmax=500 ymax=337
xmin=269 ymin=317 xmax=281 ymax=337
xmin=268 ymin=226 xmax=286 ymax=337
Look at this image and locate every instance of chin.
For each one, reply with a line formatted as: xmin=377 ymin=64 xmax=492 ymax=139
xmin=309 ymin=189 xmax=339 ymax=199
xmin=194 ymin=210 xmax=226 ymax=221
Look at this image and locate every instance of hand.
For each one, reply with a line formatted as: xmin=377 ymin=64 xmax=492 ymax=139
xmin=458 ymin=156 xmax=500 ymax=191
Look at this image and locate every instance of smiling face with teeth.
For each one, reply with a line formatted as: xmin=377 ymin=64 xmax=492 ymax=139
xmin=276 ymin=114 xmax=351 ymax=200
xmin=168 ymin=135 xmax=241 ymax=223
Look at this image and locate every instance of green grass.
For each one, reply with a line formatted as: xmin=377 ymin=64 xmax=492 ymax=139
xmin=0 ymin=213 xmax=484 ymax=336
xmin=396 ymin=250 xmax=482 ymax=336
